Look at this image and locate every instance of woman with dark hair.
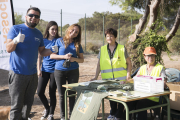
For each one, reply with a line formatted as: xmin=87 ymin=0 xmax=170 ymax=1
xmin=91 ymin=28 xmax=132 ymax=120
xmin=50 ymin=23 xmax=84 ymax=120
xmin=37 ymin=21 xmax=60 ymax=120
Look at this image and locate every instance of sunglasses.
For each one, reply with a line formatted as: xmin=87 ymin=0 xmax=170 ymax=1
xmin=27 ymin=14 xmax=40 ymax=19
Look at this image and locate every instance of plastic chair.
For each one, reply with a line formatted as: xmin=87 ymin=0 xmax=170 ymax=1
xmin=131 ymin=67 xmax=140 ymax=78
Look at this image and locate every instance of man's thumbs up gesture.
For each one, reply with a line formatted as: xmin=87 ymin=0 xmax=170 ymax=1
xmin=13 ymin=29 xmax=25 ymax=44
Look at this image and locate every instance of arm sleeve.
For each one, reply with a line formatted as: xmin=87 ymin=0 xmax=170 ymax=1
xmin=7 ymin=26 xmax=18 ymax=39
xmin=79 ymin=45 xmax=84 ymax=53
xmin=97 ymin=49 xmax=101 ymax=59
xmin=39 ymin=34 xmax=44 ymax=47
xmin=55 ymin=38 xmax=64 ymax=48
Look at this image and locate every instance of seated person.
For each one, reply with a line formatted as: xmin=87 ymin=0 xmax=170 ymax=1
xmin=116 ymin=47 xmax=167 ymax=120
xmin=134 ymin=46 xmax=167 ymax=120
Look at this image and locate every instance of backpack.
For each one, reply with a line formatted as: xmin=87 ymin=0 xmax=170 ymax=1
xmin=165 ymin=68 xmax=180 ymax=82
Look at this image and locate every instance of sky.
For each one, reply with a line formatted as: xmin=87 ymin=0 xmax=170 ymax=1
xmin=12 ymin=0 xmax=123 ymax=26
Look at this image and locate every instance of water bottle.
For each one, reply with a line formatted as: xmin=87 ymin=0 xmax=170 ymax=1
xmin=154 ymin=115 xmax=160 ymax=120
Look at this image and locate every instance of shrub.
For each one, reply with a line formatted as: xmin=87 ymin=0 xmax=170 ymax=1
xmin=129 ymin=20 xmax=170 ymax=72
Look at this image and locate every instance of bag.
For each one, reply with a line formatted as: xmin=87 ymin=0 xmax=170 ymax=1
xmin=63 ymin=59 xmax=71 ymax=68
xmin=165 ymin=68 xmax=180 ymax=82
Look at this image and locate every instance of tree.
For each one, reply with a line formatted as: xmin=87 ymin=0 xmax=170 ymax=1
xmin=62 ymin=24 xmax=70 ymax=32
xmin=78 ymin=11 xmax=142 ymax=31
xmin=14 ymin=13 xmax=24 ymax=25
xmin=109 ymin=0 xmax=180 ymax=71
xmin=35 ymin=19 xmax=48 ymax=34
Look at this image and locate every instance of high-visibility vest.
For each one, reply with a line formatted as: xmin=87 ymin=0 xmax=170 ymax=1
xmin=139 ymin=64 xmax=164 ymax=77
xmin=100 ymin=44 xmax=127 ymax=81
xmin=139 ymin=63 xmax=164 ymax=102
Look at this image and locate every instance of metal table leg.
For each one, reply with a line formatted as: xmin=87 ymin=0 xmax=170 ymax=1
xmin=65 ymin=89 xmax=69 ymax=120
xmin=105 ymin=95 xmax=170 ymax=120
xmin=164 ymin=95 xmax=171 ymax=120
xmin=104 ymin=98 xmax=129 ymax=120
xmin=64 ymin=89 xmax=77 ymax=120
xmin=102 ymin=98 xmax=104 ymax=120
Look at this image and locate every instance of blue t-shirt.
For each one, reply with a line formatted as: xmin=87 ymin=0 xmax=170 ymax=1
xmin=55 ymin=38 xmax=84 ymax=71
xmin=41 ymin=38 xmax=59 ymax=73
xmin=7 ymin=23 xmax=44 ymax=75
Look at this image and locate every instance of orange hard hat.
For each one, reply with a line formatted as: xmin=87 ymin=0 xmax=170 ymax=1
xmin=143 ymin=47 xmax=157 ymax=55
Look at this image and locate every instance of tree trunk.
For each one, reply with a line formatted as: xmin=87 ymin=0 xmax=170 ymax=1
xmin=129 ymin=0 xmax=150 ymax=43
xmin=166 ymin=6 xmax=180 ymax=42
xmin=144 ymin=0 xmax=161 ymax=32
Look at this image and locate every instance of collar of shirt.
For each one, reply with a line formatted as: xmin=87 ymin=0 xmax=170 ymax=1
xmin=107 ymin=42 xmax=118 ymax=59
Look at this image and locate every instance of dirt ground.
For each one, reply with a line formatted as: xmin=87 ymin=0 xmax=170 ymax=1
xmin=0 ymin=53 xmax=180 ymax=120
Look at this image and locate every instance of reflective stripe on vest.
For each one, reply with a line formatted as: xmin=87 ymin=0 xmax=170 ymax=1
xmin=101 ymin=67 xmax=126 ymax=73
xmin=139 ymin=63 xmax=164 ymax=102
xmin=100 ymin=44 xmax=127 ymax=81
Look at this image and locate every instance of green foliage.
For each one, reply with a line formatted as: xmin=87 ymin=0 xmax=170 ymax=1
xmin=132 ymin=20 xmax=170 ymax=67
xmin=35 ymin=19 xmax=48 ymax=34
xmin=81 ymin=42 xmax=100 ymax=54
xmin=14 ymin=12 xmax=24 ymax=25
xmin=168 ymin=27 xmax=180 ymax=53
xmin=109 ymin=0 xmax=147 ymax=11
xmin=62 ymin=24 xmax=70 ymax=32
xmin=109 ymin=0 xmax=180 ymax=12
xmin=109 ymin=0 xmax=180 ymax=30
xmin=78 ymin=11 xmax=142 ymax=31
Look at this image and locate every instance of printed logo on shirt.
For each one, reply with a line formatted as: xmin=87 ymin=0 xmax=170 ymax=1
xmin=118 ymin=56 xmax=121 ymax=61
xmin=35 ymin=37 xmax=40 ymax=42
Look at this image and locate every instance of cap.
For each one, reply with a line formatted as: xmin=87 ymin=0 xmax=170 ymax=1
xmin=143 ymin=47 xmax=157 ymax=55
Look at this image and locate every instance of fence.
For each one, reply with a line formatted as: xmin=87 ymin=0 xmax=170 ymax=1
xmin=14 ymin=7 xmax=138 ymax=53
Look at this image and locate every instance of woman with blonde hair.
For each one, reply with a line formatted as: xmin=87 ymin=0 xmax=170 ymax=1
xmin=50 ymin=23 xmax=84 ymax=120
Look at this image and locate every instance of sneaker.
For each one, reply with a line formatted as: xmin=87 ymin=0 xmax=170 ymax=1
xmin=47 ymin=114 xmax=54 ymax=120
xmin=28 ymin=118 xmax=32 ymax=120
xmin=41 ymin=109 xmax=49 ymax=120
xmin=107 ymin=115 xmax=115 ymax=120
xmin=60 ymin=118 xmax=65 ymax=120
xmin=114 ymin=117 xmax=120 ymax=120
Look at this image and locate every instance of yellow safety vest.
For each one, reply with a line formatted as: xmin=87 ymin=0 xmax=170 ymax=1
xmin=139 ymin=63 xmax=164 ymax=102
xmin=100 ymin=44 xmax=127 ymax=81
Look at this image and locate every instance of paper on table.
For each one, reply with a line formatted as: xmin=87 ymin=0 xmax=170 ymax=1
xmin=91 ymin=80 xmax=106 ymax=83
xmin=108 ymin=91 xmax=123 ymax=97
xmin=79 ymin=81 xmax=91 ymax=86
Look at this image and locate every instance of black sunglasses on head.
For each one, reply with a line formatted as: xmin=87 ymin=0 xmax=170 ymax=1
xmin=27 ymin=14 xmax=40 ymax=19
